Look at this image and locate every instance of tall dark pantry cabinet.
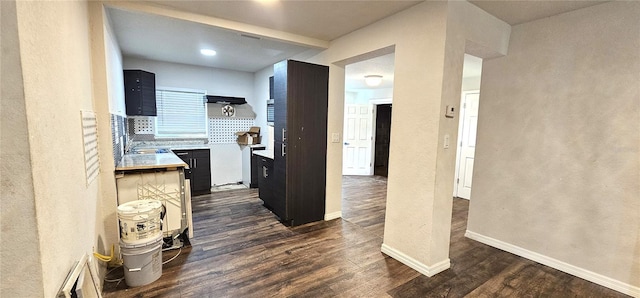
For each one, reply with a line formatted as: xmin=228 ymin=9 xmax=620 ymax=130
xmin=271 ymin=60 xmax=328 ymax=226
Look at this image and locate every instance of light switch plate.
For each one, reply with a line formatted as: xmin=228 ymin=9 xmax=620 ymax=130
xmin=331 ymin=133 xmax=340 ymax=143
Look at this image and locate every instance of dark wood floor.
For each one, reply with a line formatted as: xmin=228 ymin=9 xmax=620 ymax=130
xmin=104 ymin=176 xmax=629 ymax=297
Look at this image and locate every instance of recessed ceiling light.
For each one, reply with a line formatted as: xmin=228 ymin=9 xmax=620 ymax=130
xmin=254 ymin=0 xmax=278 ymax=4
xmin=200 ymin=49 xmax=217 ymax=56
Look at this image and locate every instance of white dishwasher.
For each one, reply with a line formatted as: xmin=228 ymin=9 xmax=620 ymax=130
xmin=116 ymin=170 xmax=186 ymax=241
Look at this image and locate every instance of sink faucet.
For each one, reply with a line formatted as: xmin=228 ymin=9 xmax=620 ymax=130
xmin=124 ymin=135 xmax=135 ymax=154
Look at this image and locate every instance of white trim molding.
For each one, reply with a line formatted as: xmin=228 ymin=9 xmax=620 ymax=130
xmin=381 ymin=243 xmax=450 ymax=277
xmin=465 ymin=230 xmax=640 ymax=297
xmin=369 ymin=98 xmax=393 ymax=105
xmin=324 ymin=211 xmax=342 ymax=221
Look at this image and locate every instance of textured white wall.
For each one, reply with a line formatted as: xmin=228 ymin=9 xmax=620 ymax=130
xmin=243 ymin=66 xmax=274 ymax=185
xmin=103 ymin=11 xmax=126 ymax=116
xmin=123 ymin=57 xmax=254 ymax=99
xmin=13 ymin=1 xmax=102 ymax=296
xmin=306 ymin=0 xmax=510 ymax=272
xmin=253 ymin=66 xmax=273 ymax=137
xmin=0 ymin=1 xmax=45 ymax=296
xmin=88 ymin=1 xmax=125 ymax=275
xmin=346 ymin=88 xmax=394 ymax=104
xmin=462 ymin=76 xmax=481 ymax=91
xmin=468 ymin=1 xmax=640 ymax=290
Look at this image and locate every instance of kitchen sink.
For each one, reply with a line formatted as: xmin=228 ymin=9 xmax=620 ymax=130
xmin=131 ymin=148 xmax=171 ymax=154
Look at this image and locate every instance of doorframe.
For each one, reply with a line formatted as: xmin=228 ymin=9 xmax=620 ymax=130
xmin=453 ymin=90 xmax=479 ymax=199
xmin=369 ymin=98 xmax=393 ymax=175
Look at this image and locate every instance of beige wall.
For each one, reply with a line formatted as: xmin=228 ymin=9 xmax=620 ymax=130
xmin=307 ymin=1 xmax=509 ymax=273
xmin=102 ymin=8 xmax=126 ymax=116
xmin=89 ymin=1 xmax=122 ymax=271
xmin=3 ymin=1 xmax=111 ymax=296
xmin=468 ymin=1 xmax=640 ymax=291
xmin=0 ymin=1 xmax=45 ymax=296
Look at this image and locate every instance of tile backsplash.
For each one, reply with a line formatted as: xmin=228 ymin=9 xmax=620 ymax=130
xmin=110 ymin=114 xmax=258 ymax=163
xmin=110 ymin=114 xmax=127 ymax=166
xmin=208 ymin=118 xmax=255 ymax=144
xmin=127 ymin=116 xmax=254 ymax=145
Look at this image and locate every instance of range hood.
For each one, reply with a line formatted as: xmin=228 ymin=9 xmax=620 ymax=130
xmin=205 ymin=95 xmax=246 ymax=105
xmin=207 ymin=103 xmax=256 ymax=118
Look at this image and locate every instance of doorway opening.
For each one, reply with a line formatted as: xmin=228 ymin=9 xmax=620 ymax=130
xmin=453 ymin=54 xmax=483 ymax=200
xmin=341 ymin=53 xmax=394 ymax=177
xmin=340 ymin=50 xmax=395 ymax=236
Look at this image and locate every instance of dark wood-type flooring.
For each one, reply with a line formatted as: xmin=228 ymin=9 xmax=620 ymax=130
xmin=104 ymin=175 xmax=629 ymax=297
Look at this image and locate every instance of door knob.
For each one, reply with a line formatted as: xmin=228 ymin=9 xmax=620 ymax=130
xmin=344 ymin=142 xmax=350 ymax=145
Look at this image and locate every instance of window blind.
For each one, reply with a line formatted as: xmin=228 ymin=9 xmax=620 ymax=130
xmin=155 ymin=88 xmax=207 ymax=138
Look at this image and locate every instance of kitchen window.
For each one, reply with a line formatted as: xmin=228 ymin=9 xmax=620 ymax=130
xmin=155 ymin=87 xmax=207 ymax=138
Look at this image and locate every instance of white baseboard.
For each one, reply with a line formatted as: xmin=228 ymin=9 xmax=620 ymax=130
xmin=324 ymin=211 xmax=342 ymax=221
xmin=465 ymin=230 xmax=640 ymax=297
xmin=381 ymin=243 xmax=450 ymax=277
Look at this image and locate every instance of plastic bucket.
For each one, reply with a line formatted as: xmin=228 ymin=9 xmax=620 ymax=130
xmin=120 ymin=235 xmax=163 ymax=287
xmin=117 ymin=200 xmax=163 ymax=245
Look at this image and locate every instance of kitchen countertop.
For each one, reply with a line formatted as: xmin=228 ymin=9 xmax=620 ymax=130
xmin=132 ymin=144 xmax=211 ymax=151
xmin=116 ymin=153 xmax=188 ymax=171
xmin=165 ymin=145 xmax=211 ymax=150
xmin=253 ymin=149 xmax=274 ymax=159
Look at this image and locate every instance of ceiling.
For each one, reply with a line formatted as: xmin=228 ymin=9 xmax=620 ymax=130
xmin=145 ymin=1 xmax=423 ymax=42
xmin=469 ymin=1 xmax=608 ymax=25
xmin=107 ymin=1 xmax=608 ymax=92
xmin=108 ymin=7 xmax=315 ymax=72
xmin=346 ymin=53 xmax=395 ymax=91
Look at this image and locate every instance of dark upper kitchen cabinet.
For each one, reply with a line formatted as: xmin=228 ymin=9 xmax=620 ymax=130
xmin=173 ymin=149 xmax=211 ymax=195
xmin=124 ymin=70 xmax=156 ymax=116
xmin=270 ymin=60 xmax=328 ymax=226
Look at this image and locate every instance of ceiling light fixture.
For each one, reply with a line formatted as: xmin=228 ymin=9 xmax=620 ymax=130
xmin=254 ymin=0 xmax=278 ymax=4
xmin=364 ymin=75 xmax=383 ymax=87
xmin=200 ymin=49 xmax=217 ymax=56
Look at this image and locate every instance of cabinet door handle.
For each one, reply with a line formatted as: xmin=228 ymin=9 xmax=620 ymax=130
xmin=263 ymin=166 xmax=268 ymax=178
xmin=282 ymin=143 xmax=286 ymax=157
xmin=176 ymin=152 xmax=188 ymax=156
xmin=194 ymin=158 xmax=197 ymax=168
xmin=282 ymin=128 xmax=287 ymax=141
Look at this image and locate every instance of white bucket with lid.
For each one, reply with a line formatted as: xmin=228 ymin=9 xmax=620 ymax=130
xmin=117 ymin=199 xmax=163 ymax=245
xmin=120 ymin=235 xmax=163 ymax=287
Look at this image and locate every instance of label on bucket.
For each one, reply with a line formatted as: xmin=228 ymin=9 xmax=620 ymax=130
xmin=118 ymin=200 xmax=163 ymax=244
xmin=152 ymin=251 xmax=161 ymax=273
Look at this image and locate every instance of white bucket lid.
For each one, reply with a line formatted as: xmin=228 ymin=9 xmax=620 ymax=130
xmin=117 ymin=200 xmax=162 ymax=216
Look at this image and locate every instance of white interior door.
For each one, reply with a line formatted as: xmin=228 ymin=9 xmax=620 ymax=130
xmin=343 ymin=104 xmax=373 ymax=175
xmin=455 ymin=92 xmax=479 ymax=199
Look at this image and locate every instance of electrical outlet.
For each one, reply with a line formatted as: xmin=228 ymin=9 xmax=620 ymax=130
xmin=445 ymin=105 xmax=455 ymax=118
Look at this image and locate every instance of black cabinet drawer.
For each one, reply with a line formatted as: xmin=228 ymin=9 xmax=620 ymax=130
xmin=173 ymin=149 xmax=211 ymax=195
xmin=258 ymin=157 xmax=275 ymax=210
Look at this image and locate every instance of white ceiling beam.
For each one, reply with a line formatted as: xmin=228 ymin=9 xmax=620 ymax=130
xmin=103 ymin=1 xmax=330 ymax=50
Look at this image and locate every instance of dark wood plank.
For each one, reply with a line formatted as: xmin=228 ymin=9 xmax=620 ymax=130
xmin=103 ymin=176 xmax=631 ymax=298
